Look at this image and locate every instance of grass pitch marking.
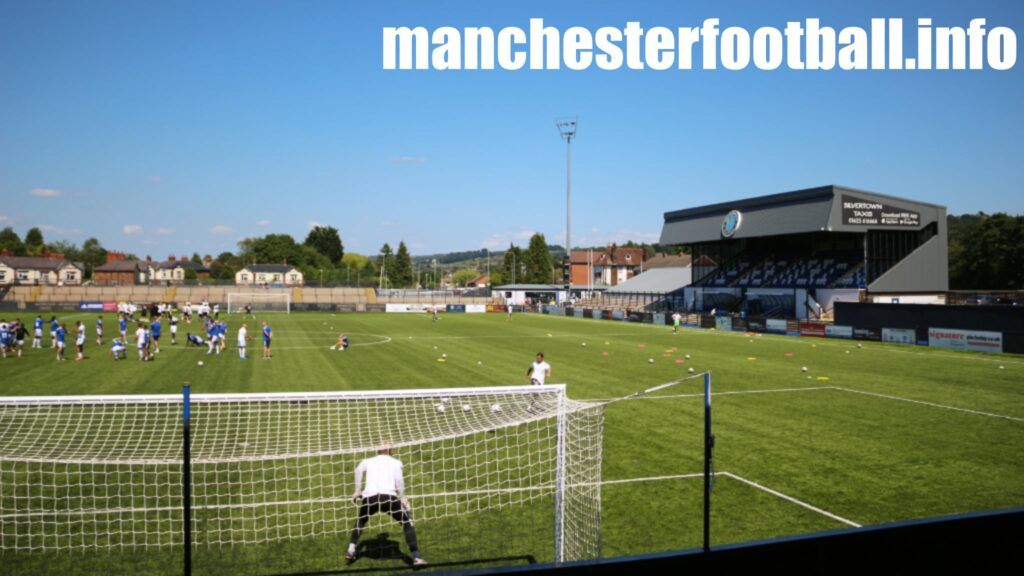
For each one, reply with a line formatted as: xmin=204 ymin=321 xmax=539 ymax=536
xmin=833 ymin=386 xmax=1024 ymax=423
xmin=716 ymin=472 xmax=862 ymax=528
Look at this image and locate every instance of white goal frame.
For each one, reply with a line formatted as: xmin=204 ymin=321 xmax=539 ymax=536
xmin=226 ymin=292 xmax=290 ymax=314
xmin=0 ymin=384 xmax=603 ymax=568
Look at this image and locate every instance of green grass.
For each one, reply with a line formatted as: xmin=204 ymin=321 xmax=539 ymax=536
xmin=1 ymin=310 xmax=1022 ymax=574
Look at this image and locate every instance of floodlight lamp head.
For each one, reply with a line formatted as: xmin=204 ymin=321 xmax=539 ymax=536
xmin=555 ymin=116 xmax=578 ymax=140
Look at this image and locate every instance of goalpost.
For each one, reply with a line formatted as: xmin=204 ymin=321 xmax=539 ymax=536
xmin=226 ymin=292 xmax=290 ymax=314
xmin=0 ymin=385 xmax=604 ymax=574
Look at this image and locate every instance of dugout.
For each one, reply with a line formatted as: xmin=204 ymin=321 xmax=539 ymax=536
xmin=659 ymin=185 xmax=948 ymax=318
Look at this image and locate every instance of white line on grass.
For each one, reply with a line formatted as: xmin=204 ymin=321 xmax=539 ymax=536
xmin=582 ymin=386 xmax=835 ymax=403
xmin=833 ymin=387 xmax=1024 ymax=422
xmin=717 ymin=472 xmax=862 ymax=528
xmin=0 ymin=471 xmax=860 ymax=529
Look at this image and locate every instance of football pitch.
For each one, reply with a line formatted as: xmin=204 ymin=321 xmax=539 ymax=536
xmin=2 ymin=310 xmax=1023 ymax=574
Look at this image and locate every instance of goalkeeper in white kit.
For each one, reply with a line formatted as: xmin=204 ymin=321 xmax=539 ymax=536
xmin=347 ymin=441 xmax=426 ymax=567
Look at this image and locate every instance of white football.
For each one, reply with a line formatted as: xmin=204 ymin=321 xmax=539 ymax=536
xmin=687 ymin=367 xmax=695 ymax=373
xmin=198 ymin=361 xmax=204 ymax=367
xmin=685 ymin=354 xmax=691 ymax=359
xmin=462 ymin=404 xmax=471 ymax=412
xmin=491 ymin=403 xmax=501 ymax=413
xmin=435 ymin=404 xmax=445 ymax=413
xmin=801 ymin=366 xmax=808 ymax=372
xmin=648 ymin=358 xmax=654 ymax=364
xmin=581 ymin=342 xmax=587 ymax=347
xmin=442 ymin=353 xmax=447 ymax=358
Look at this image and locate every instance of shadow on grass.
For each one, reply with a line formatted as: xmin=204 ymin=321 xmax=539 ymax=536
xmin=267 ymin=532 xmax=537 ymax=575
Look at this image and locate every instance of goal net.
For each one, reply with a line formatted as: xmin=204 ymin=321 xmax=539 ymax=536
xmin=226 ymin=292 xmax=290 ymax=314
xmin=0 ymin=386 xmax=603 ymax=574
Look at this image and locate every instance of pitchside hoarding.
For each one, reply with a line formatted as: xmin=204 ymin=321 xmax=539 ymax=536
xmin=826 ymin=325 xmax=854 ymax=339
xmin=928 ymin=328 xmax=1004 ymax=353
xmin=766 ymin=319 xmax=788 ymax=334
xmin=79 ymin=301 xmax=105 ymax=311
xmin=715 ymin=317 xmax=732 ymax=331
xmin=882 ymin=328 xmax=916 ymax=344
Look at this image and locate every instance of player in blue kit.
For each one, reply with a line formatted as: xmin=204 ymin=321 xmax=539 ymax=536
xmin=33 ymin=315 xmax=44 ymax=349
xmin=205 ymin=320 xmax=216 ymax=355
xmin=119 ymin=314 xmax=128 ymax=340
xmin=151 ymin=317 xmax=162 ymax=355
xmin=96 ymin=316 xmax=104 ymax=346
xmin=110 ymin=337 xmax=127 ymax=360
xmin=50 ymin=316 xmax=59 ymax=348
xmin=55 ymin=323 xmax=67 ymax=361
xmin=261 ymin=321 xmax=272 ymax=360
xmin=0 ymin=321 xmax=11 ymax=358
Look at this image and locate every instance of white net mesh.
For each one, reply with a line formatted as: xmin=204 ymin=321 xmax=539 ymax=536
xmin=226 ymin=293 xmax=290 ymax=314
xmin=0 ymin=386 xmax=603 ymax=572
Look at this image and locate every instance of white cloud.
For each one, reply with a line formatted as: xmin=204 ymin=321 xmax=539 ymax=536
xmin=154 ymin=227 xmax=175 ymax=235
xmin=408 ymin=241 xmax=425 ymax=250
xmin=209 ymin=225 xmax=236 ymax=234
xmin=481 ymin=230 xmax=537 ymax=250
xmin=31 ymin=188 xmax=63 ymax=198
xmin=0 ymin=214 xmax=11 ymax=223
xmin=308 ymin=221 xmax=324 ymax=230
xmin=574 ymin=229 xmax=659 ymax=248
xmin=389 ymin=155 xmax=427 ymax=164
xmin=146 ymin=175 xmax=163 ymax=183
xmin=257 ymin=219 xmax=271 ymax=226
xmin=123 ymin=224 xmax=144 ymax=235
xmin=382 ymin=220 xmax=400 ymax=227
xmin=39 ymin=224 xmax=81 ymax=235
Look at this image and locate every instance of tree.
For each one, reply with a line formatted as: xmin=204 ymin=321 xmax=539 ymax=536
xmin=452 ymin=268 xmax=479 ymax=287
xmin=304 ymin=225 xmax=344 ymax=264
xmin=251 ymin=234 xmax=302 ymax=265
xmin=949 ymin=212 xmax=1024 ymax=290
xmin=502 ymin=244 xmax=524 ymax=284
xmin=79 ymin=237 xmax=107 ymax=278
xmin=525 ymin=233 xmax=555 ymax=283
xmin=0 ymin=227 xmax=26 ymax=256
xmin=393 ymin=242 xmax=414 ymax=287
xmin=342 ymin=252 xmax=369 ymax=281
xmin=191 ymin=253 xmax=203 ymax=265
xmin=377 ymin=243 xmax=394 ymax=281
xmin=25 ymin=227 xmax=44 ymax=255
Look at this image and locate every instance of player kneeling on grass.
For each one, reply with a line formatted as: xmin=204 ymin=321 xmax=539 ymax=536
xmin=330 ymin=333 xmax=350 ymax=351
xmin=110 ymin=337 xmax=127 ymax=360
xmin=347 ymin=441 xmax=426 ymax=567
xmin=185 ymin=333 xmax=206 ymax=348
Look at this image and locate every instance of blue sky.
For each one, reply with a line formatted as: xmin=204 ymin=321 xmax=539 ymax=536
xmin=1 ymin=0 xmax=1022 ymax=258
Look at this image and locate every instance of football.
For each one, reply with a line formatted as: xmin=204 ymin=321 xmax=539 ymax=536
xmin=801 ymin=366 xmax=808 ymax=372
xmin=198 ymin=361 xmax=204 ymax=367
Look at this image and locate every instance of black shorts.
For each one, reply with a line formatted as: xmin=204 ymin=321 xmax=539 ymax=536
xmin=357 ymin=494 xmax=412 ymax=526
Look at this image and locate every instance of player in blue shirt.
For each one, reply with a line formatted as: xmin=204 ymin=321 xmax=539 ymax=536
xmin=205 ymin=320 xmax=216 ymax=355
xmin=119 ymin=314 xmax=128 ymax=340
xmin=50 ymin=316 xmax=59 ymax=348
xmin=110 ymin=337 xmax=126 ymax=360
xmin=33 ymin=315 xmax=44 ymax=349
xmin=0 ymin=321 xmax=11 ymax=358
xmin=55 ymin=323 xmax=67 ymax=361
xmin=261 ymin=321 xmax=272 ymax=360
xmin=185 ymin=332 xmax=206 ymax=347
xmin=151 ymin=318 xmax=162 ymax=355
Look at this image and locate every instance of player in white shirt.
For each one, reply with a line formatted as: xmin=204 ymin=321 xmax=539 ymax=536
xmin=346 ymin=441 xmax=425 ymax=566
xmin=236 ymin=323 xmax=250 ymax=360
xmin=671 ymin=311 xmax=682 ymax=333
xmin=136 ymin=323 xmax=149 ymax=361
xmin=527 ymin=352 xmax=551 ymax=385
xmin=183 ymin=302 xmax=193 ymax=324
xmin=75 ymin=321 xmax=86 ymax=361
xmin=169 ymin=313 xmax=178 ymax=345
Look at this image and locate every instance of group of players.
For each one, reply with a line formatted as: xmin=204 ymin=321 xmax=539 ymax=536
xmin=0 ymin=302 xmax=275 ymax=362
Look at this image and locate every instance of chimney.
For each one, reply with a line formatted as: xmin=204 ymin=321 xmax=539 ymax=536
xmin=203 ymin=255 xmax=213 ymax=266
xmin=181 ymin=255 xmax=188 ymax=263
xmin=146 ymin=255 xmax=152 ymax=263
xmin=0 ymin=248 xmax=9 ymax=257
xmin=283 ymin=258 xmax=288 ymax=265
xmin=168 ymin=255 xmax=176 ymax=262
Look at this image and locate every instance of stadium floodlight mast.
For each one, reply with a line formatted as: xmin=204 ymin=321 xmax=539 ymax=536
xmin=556 ymin=116 xmax=578 ymax=289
